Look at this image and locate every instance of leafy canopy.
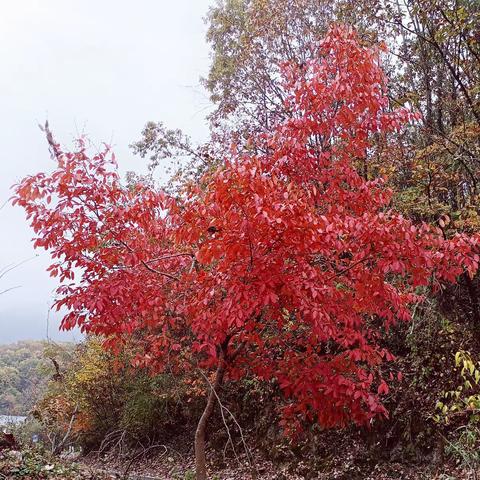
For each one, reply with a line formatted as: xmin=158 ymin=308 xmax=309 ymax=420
xmin=14 ymin=27 xmax=479 ymax=433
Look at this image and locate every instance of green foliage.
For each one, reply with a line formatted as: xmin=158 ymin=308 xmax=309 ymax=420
xmin=0 ymin=446 xmax=82 ymax=479
xmin=34 ymin=338 xmax=201 ymax=451
xmin=429 ymin=350 xmax=480 ymax=473
xmin=182 ymin=470 xmax=196 ymax=480
xmin=434 ymin=351 xmax=480 ymax=425
xmin=444 ymin=425 xmax=480 ymax=471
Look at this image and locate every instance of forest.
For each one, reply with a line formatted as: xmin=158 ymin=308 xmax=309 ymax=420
xmin=1 ymin=0 xmax=480 ymax=479
xmin=0 ymin=342 xmax=53 ymax=416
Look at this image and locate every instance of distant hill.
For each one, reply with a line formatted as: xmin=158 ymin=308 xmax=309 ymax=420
xmin=0 ymin=341 xmax=73 ymax=416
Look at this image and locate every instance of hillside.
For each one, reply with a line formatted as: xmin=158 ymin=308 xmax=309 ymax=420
xmin=0 ymin=341 xmax=73 ymax=416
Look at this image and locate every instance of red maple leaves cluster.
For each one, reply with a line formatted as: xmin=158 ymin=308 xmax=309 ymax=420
xmin=14 ymin=27 xmax=479 ymax=432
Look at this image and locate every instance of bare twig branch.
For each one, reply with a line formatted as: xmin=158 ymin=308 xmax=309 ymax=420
xmin=0 ymin=255 xmax=38 ymax=281
xmin=0 ymin=286 xmax=21 ymax=296
xmin=53 ymin=404 xmax=79 ymax=454
xmin=199 ymin=370 xmax=255 ymax=471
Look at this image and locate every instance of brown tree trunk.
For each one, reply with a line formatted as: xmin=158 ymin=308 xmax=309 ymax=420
xmin=194 ymin=355 xmax=226 ymax=480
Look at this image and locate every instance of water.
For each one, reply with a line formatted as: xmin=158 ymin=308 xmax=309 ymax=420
xmin=0 ymin=415 xmax=27 ymax=427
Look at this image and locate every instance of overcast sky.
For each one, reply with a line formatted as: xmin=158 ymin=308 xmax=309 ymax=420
xmin=0 ymin=0 xmax=213 ymax=344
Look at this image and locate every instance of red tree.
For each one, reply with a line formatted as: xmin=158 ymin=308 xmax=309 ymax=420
xmin=14 ymin=27 xmax=479 ymax=479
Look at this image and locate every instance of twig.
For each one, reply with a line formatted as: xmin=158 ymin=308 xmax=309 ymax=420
xmin=54 ymin=404 xmax=79 ymax=454
xmin=117 ymin=240 xmax=179 ymax=281
xmin=199 ymin=370 xmax=255 ymax=471
xmin=121 ymin=444 xmax=167 ymax=480
xmin=325 ymin=256 xmax=372 ymax=282
xmin=0 ymin=255 xmax=38 ymax=280
xmin=140 ymin=259 xmax=179 ymax=281
xmin=0 ymin=286 xmax=21 ymax=296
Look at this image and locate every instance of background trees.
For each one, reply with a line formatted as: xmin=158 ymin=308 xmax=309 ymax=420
xmin=0 ymin=342 xmax=68 ymax=416
xmin=203 ymin=0 xmax=480 ymax=218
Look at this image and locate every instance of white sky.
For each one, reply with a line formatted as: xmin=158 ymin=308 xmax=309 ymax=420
xmin=0 ymin=0 xmax=214 ymax=343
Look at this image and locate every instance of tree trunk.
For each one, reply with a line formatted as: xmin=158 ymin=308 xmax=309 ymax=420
xmin=194 ymin=357 xmax=226 ymax=480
